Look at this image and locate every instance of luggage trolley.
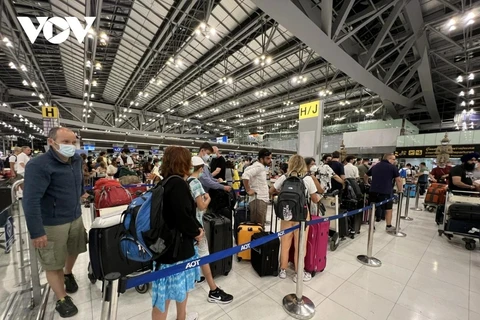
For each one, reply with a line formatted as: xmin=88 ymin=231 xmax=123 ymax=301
xmin=439 ymin=190 xmax=480 ymax=251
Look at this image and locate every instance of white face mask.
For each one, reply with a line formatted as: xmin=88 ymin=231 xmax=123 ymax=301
xmin=201 ymin=154 xmax=210 ymax=162
xmin=54 ymin=143 xmax=76 ymax=158
xmin=310 ymin=165 xmax=318 ymax=173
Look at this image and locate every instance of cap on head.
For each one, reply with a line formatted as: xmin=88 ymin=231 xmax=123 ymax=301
xmin=191 ymin=156 xmax=204 ymax=166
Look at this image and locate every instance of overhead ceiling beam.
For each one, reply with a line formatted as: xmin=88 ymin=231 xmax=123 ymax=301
xmin=331 ymin=0 xmax=355 ymax=40
xmin=363 ymin=0 xmax=407 ymax=69
xmin=426 ymin=25 xmax=463 ymax=50
xmin=345 ymin=0 xmax=392 ymax=25
xmin=0 ymin=108 xmax=212 ymax=139
xmin=430 ymin=51 xmax=465 ymax=74
xmin=383 ymin=35 xmax=417 ymax=84
xmin=404 ymin=0 xmax=441 ymax=123
xmin=251 ymin=0 xmax=411 ymax=106
xmin=436 ymin=0 xmax=460 ymax=13
xmin=398 ymin=60 xmax=421 ymax=93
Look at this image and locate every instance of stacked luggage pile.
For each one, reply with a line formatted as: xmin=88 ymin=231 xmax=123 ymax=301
xmin=439 ymin=190 xmax=480 ymax=250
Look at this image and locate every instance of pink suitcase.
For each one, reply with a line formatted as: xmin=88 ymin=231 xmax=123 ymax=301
xmin=289 ymin=215 xmax=329 ymax=276
xmin=304 ymin=215 xmax=329 ymax=276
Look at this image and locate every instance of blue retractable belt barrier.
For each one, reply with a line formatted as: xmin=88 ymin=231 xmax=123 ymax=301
xmin=124 ymin=196 xmax=395 ymax=290
xmin=84 ymin=183 xmax=155 ymax=191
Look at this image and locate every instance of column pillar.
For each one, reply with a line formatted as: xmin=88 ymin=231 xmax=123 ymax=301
xmin=297 ymin=100 xmax=324 ymax=162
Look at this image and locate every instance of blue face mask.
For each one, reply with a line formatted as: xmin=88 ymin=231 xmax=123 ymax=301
xmin=55 ymin=143 xmax=76 ymax=158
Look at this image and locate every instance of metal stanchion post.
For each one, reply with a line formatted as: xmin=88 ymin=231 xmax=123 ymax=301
xmin=357 ymin=204 xmax=382 ymax=267
xmin=388 ymin=193 xmax=407 ymax=237
xmin=11 ymin=180 xmax=27 ymax=285
xmin=401 ymin=185 xmax=414 ymax=221
xmin=283 ymin=221 xmax=315 ymax=319
xmin=411 ymin=183 xmax=423 ymax=211
xmin=100 ymin=272 xmax=121 ymax=320
xmin=18 ymin=199 xmax=42 ymax=307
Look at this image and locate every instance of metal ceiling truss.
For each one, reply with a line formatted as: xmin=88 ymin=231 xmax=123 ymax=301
xmin=2 ymin=0 xmax=478 ymax=139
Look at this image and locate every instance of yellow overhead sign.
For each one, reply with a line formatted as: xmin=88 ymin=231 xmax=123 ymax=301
xmin=42 ymin=106 xmax=59 ymax=119
xmin=298 ymin=101 xmax=320 ymax=120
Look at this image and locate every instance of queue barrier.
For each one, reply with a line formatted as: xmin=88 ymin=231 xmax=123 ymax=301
xmin=84 ymin=183 xmax=155 ymax=191
xmin=101 ymin=196 xmax=397 ymax=320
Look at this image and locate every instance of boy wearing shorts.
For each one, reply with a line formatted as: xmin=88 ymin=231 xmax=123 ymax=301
xmin=188 ymin=156 xmax=234 ymax=304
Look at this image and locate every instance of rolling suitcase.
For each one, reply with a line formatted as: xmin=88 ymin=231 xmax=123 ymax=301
xmin=88 ymin=215 xmax=149 ymax=282
xmin=203 ymin=212 xmax=232 ymax=278
xmin=234 ymin=207 xmax=250 ymax=243
xmin=304 ymin=215 xmax=329 ymax=276
xmin=425 ymin=183 xmax=448 ymax=205
xmin=237 ymin=222 xmax=263 ymax=261
xmin=251 ymin=203 xmax=279 ymax=277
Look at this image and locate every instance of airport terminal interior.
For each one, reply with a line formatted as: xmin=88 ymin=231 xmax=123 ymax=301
xmin=0 ymin=0 xmax=480 ymax=319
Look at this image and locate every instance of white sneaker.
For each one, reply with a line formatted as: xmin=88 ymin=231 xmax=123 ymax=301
xmin=279 ymin=269 xmax=287 ymax=279
xmin=186 ymin=312 xmax=199 ymax=320
xmin=293 ymin=271 xmax=312 ymax=283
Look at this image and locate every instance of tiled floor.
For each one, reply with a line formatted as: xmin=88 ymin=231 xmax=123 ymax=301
xmin=1 ymin=198 xmax=480 ymax=320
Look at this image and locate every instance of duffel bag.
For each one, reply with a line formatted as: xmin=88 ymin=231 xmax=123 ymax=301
xmin=425 ymin=183 xmax=448 ymax=205
xmin=94 ymin=184 xmax=132 ymax=211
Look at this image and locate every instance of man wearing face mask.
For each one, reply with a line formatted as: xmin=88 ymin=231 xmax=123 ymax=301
xmin=23 ymin=127 xmax=88 ymax=318
xmin=449 ymin=153 xmax=480 ymax=192
xmin=198 ymin=142 xmax=231 ymax=193
xmin=431 ymin=161 xmax=451 ymax=184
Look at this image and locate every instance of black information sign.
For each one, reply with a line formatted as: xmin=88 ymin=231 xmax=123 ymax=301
xmin=395 ymin=144 xmax=480 ymax=159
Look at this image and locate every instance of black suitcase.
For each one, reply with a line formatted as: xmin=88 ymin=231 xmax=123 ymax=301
xmin=435 ymin=205 xmax=445 ymax=225
xmin=203 ymin=212 xmax=232 ymax=278
xmin=234 ymin=206 xmax=251 ymax=243
xmin=446 ymin=219 xmax=480 ymax=235
xmin=251 ymin=232 xmax=279 ymax=277
xmin=0 ymin=183 xmax=12 ymax=214
xmin=448 ymin=204 xmax=480 ymax=221
xmin=89 ymin=224 xmax=149 ymax=281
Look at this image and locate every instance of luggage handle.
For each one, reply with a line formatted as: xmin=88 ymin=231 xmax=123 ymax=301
xmin=270 ymin=195 xmax=278 ymax=233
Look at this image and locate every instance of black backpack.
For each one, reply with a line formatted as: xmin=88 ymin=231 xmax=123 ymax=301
xmin=275 ymin=174 xmax=308 ymax=221
xmin=4 ymin=155 xmax=15 ymax=169
xmin=345 ymin=178 xmax=362 ymax=200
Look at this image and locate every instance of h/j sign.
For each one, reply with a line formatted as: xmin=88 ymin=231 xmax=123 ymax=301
xmin=17 ymin=17 xmax=96 ymax=44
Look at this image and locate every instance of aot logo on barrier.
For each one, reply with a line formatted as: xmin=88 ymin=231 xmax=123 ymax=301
xmin=17 ymin=17 xmax=96 ymax=44
xmin=185 ymin=259 xmax=200 ymax=269
xmin=240 ymin=243 xmax=250 ymax=251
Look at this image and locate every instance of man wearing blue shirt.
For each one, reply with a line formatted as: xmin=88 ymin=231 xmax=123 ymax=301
xmin=23 ymin=127 xmax=88 ymax=318
xmin=365 ymin=154 xmax=404 ymax=232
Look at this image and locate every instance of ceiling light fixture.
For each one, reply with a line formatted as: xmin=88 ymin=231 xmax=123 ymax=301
xmin=255 ymin=90 xmax=268 ymax=98
xmin=339 ymin=100 xmax=351 ymax=106
xmin=460 ymin=91 xmax=465 ymax=96
xmin=229 ymin=101 xmax=239 ymax=106
xmin=291 ymin=75 xmax=307 ymax=85
xmin=469 ymin=89 xmax=475 ymax=95
xmin=253 ymin=54 xmax=272 ymax=66
xmin=8 ymin=62 xmax=16 ymax=69
xmin=218 ymin=77 xmax=233 ymax=84
xmin=457 ymin=75 xmax=464 ymax=82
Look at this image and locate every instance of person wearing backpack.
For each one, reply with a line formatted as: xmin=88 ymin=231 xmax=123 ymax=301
xmin=188 ymin=156 xmax=234 ymax=304
xmin=270 ymin=154 xmax=321 ymax=283
xmin=8 ymin=147 xmax=21 ymax=178
xmin=151 ymin=146 xmax=204 ymax=320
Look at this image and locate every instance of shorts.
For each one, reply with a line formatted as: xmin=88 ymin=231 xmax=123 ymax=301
xmin=369 ymin=192 xmax=393 ymax=211
xmin=249 ymin=199 xmax=268 ymax=227
xmin=196 ymin=236 xmax=210 ymax=258
xmin=36 ymin=216 xmax=87 ymax=271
